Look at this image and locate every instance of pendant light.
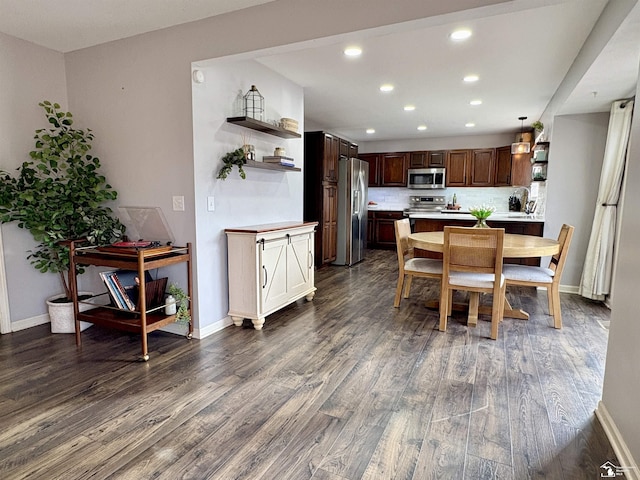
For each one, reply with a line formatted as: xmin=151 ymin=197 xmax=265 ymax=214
xmin=511 ymin=116 xmax=531 ymax=154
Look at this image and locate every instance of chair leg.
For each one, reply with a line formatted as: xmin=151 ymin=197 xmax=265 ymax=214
xmin=403 ymin=275 xmax=413 ymax=299
xmin=547 ymin=285 xmax=554 ymax=317
xmin=468 ymin=292 xmax=479 ymax=327
xmin=394 ymin=274 xmax=404 ymax=308
xmin=551 ymin=284 xmax=563 ymax=328
xmin=490 ymin=284 xmax=506 ymax=340
xmin=448 ymin=289 xmax=453 ymax=316
xmin=439 ymin=287 xmax=449 ymax=332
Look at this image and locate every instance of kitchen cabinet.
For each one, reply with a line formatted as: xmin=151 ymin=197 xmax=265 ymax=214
xmin=447 ymin=148 xmax=496 ymax=186
xmin=412 ymin=218 xmax=543 ymax=265
xmin=305 ymin=131 xmax=356 ymax=267
xmin=225 ymin=222 xmax=317 ymax=330
xmin=470 ymin=148 xmax=495 ymax=186
xmin=322 ymin=183 xmax=338 ymax=264
xmin=368 ymin=210 xmax=404 ymax=249
xmin=446 ymin=149 xmax=470 ymax=186
xmin=409 ymin=151 xmax=427 ymax=168
xmin=427 ymin=151 xmax=446 ymax=167
xmin=380 ymin=153 xmax=408 ymax=186
xmin=69 ymin=241 xmax=193 ymax=361
xmin=511 ymin=151 xmax=532 ymax=186
xmin=408 ymin=151 xmax=447 ymax=169
xmin=359 ymin=153 xmax=381 ymax=187
xmin=494 ymin=146 xmax=513 ymax=186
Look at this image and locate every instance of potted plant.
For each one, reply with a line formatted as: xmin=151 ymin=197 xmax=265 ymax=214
xmin=0 ymin=101 xmax=125 ymax=332
xmin=216 ymin=147 xmax=248 ymax=180
xmin=167 ymin=283 xmax=191 ymax=325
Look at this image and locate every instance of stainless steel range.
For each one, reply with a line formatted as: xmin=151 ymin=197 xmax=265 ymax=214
xmin=403 ymin=195 xmax=446 ymax=216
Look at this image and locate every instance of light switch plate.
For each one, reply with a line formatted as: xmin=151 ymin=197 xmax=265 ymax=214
xmin=207 ymin=196 xmax=215 ymax=212
xmin=172 ymin=195 xmax=185 ymax=211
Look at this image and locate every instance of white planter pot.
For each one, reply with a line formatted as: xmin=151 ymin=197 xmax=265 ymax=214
xmin=47 ymin=292 xmax=93 ymax=334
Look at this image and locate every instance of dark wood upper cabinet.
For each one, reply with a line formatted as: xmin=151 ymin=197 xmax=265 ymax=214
xmin=494 ymin=146 xmax=513 ymax=186
xmin=469 ymin=148 xmax=495 ymax=186
xmin=322 ymin=134 xmax=339 ymax=182
xmin=446 ymin=150 xmax=470 ymax=186
xmin=349 ymin=143 xmax=358 ymax=159
xmin=380 ymin=153 xmax=408 ymax=186
xmin=427 ymin=151 xmax=446 ymax=167
xmin=358 ymin=153 xmax=381 ymax=187
xmin=511 ymin=151 xmax=533 ymax=186
xmin=409 ymin=151 xmax=427 ymax=168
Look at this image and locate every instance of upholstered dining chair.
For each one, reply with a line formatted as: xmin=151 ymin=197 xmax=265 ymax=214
xmin=439 ymin=226 xmax=505 ymax=340
xmin=502 ymin=224 xmax=574 ymax=328
xmin=394 ymin=219 xmax=443 ymax=307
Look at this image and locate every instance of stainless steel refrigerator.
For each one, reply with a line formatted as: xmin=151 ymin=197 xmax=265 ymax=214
xmin=334 ymin=157 xmax=368 ymax=266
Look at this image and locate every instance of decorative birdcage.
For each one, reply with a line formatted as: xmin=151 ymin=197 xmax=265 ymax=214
xmin=243 ymin=85 xmax=264 ymax=121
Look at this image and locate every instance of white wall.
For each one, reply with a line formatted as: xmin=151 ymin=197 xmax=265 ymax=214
xmin=545 ymin=112 xmax=609 ymax=289
xmin=359 ymin=132 xmax=514 ymax=153
xmin=192 ymin=59 xmax=304 ymax=334
xmin=601 ymin=75 xmax=640 ymax=468
xmin=63 ymin=0 xmax=493 ymax=335
xmin=0 ymin=33 xmax=68 ymax=326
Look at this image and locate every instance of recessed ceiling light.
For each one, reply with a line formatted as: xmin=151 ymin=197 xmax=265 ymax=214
xmin=379 ymin=84 xmax=394 ymax=92
xmin=470 ymin=99 xmax=482 ymax=106
xmin=366 ymin=128 xmax=375 ymax=134
xmin=450 ymin=29 xmax=472 ymax=41
xmin=404 ymin=105 xmax=416 ymax=111
xmin=465 ymin=122 xmax=476 ymax=128
xmin=344 ymin=46 xmax=362 ymax=57
xmin=417 ymin=125 xmax=427 ymax=131
xmin=463 ymin=75 xmax=479 ymax=83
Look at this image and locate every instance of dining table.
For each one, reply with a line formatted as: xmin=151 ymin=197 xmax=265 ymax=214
xmin=408 ymin=231 xmax=560 ymax=320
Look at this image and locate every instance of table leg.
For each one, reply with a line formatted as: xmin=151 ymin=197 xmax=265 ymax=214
xmin=426 ymin=295 xmax=530 ymax=320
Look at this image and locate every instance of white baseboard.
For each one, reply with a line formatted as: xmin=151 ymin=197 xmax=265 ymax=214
xmin=11 ymin=313 xmax=50 ymax=332
xmin=195 ymin=316 xmax=234 ymax=339
xmin=595 ymin=401 xmax=639 ymax=479
xmin=9 ymin=314 xmax=235 ymax=339
xmin=559 ymin=284 xmax=580 ymax=294
xmin=160 ymin=316 xmax=234 ymax=339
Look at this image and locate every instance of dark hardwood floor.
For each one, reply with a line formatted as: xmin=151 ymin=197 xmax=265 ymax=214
xmin=0 ymin=249 xmax=619 ymax=479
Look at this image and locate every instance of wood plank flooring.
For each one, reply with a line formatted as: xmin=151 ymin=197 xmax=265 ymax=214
xmin=0 ymin=249 xmax=620 ymax=479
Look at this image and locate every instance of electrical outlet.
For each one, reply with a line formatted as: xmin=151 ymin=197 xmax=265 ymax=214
xmin=207 ymin=196 xmax=215 ymax=212
xmin=172 ymin=195 xmax=185 ymax=211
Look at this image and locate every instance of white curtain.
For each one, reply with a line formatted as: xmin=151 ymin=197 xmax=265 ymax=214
xmin=580 ymin=99 xmax=634 ymax=301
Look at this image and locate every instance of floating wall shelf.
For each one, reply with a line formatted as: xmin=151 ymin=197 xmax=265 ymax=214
xmin=226 ymin=116 xmax=301 ymax=139
xmin=245 ymin=160 xmax=301 ymax=172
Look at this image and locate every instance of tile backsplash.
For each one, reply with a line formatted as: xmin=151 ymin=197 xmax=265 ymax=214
xmin=368 ymin=184 xmax=546 ymax=214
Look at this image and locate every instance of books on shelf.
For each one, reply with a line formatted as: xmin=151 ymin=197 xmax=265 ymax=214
xmin=99 ymin=270 xmax=166 ymax=312
xmin=99 ymin=271 xmax=135 ymax=310
xmin=262 ymin=155 xmax=295 ymax=167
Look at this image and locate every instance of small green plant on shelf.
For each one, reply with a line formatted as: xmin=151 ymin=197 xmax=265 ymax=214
xmin=217 ymin=148 xmax=247 ymax=180
xmin=168 ymin=283 xmax=191 ymax=324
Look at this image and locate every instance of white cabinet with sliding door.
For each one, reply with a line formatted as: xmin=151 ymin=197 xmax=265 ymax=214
xmin=225 ymin=222 xmax=317 ymax=330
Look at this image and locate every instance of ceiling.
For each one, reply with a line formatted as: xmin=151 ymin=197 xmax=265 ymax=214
xmin=1 ymin=0 xmax=638 ymax=142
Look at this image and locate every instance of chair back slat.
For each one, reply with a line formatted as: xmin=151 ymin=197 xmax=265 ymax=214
xmin=446 ymin=228 xmax=504 ymax=274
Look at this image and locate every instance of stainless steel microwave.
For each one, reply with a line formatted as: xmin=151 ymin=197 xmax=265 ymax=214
xmin=407 ymin=168 xmax=446 ymax=189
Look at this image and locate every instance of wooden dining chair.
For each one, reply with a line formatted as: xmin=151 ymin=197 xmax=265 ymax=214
xmin=394 ymin=219 xmax=443 ymax=307
xmin=502 ymin=224 xmax=574 ymax=328
xmin=439 ymin=226 xmax=505 ymax=340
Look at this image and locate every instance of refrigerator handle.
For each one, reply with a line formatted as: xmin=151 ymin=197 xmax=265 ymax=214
xmin=353 ymin=189 xmax=360 ymax=215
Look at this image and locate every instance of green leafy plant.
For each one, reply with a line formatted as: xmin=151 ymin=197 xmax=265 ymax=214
xmin=469 ymin=204 xmax=496 ymax=220
xmin=531 ymin=120 xmax=544 ymax=131
xmin=168 ymin=283 xmax=191 ymax=324
xmin=217 ymin=148 xmax=247 ymax=180
xmin=0 ymin=101 xmax=125 ymax=301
